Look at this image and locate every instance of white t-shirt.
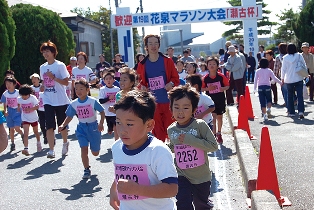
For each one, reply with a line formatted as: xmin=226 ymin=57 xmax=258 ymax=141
xmin=99 ymin=86 xmax=120 ymax=116
xmin=66 ymin=81 xmax=72 ymax=100
xmin=65 ymin=96 xmax=104 ymax=123
xmin=31 ymin=85 xmax=41 ymax=99
xmin=1 ymin=89 xmax=20 ymax=109
xmin=38 ymin=92 xmax=45 ymax=111
xmin=178 ymin=70 xmax=187 ymax=80
xmin=17 ymin=95 xmax=39 ymax=123
xmin=40 ymin=60 xmax=70 ymax=106
xmin=111 ymin=136 xmax=177 ymax=210
xmin=71 ymin=66 xmax=96 ymax=82
xmin=199 ymin=70 xmax=209 ymax=77
xmin=195 ymin=92 xmax=215 ymax=123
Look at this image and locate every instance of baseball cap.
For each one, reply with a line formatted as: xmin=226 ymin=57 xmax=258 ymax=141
xmin=225 ymin=41 xmax=232 ymax=47
xmin=29 ymin=73 xmax=40 ymax=79
xmin=302 ymin=42 xmax=309 ymax=48
xmin=227 ymin=45 xmax=237 ymax=53
xmin=70 ymin=56 xmax=77 ymax=61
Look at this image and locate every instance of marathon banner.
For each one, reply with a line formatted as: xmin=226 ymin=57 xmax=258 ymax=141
xmin=112 ymin=5 xmax=263 ymax=28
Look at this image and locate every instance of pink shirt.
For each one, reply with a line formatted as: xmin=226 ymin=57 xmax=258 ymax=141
xmin=254 ymin=68 xmax=282 ymax=91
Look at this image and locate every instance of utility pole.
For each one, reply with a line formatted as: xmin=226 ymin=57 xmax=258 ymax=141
xmin=109 ymin=0 xmax=114 ymax=60
xmin=140 ymin=0 xmax=145 ymax=53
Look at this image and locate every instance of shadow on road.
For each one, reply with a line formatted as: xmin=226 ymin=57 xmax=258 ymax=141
xmin=0 ymin=151 xmax=19 ymax=162
xmin=210 ymin=172 xmax=223 ymax=196
xmin=96 ymin=148 xmax=112 ymax=163
xmin=208 ymin=145 xmax=236 ymax=160
xmin=52 ymin=175 xmax=102 ymax=200
xmin=24 ymin=156 xmax=65 ymax=180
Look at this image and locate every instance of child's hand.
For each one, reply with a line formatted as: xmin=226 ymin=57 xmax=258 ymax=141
xmin=40 ymin=85 xmax=45 ymax=92
xmin=17 ymin=107 xmax=21 ymax=112
xmin=178 ymin=134 xmax=185 ymax=144
xmin=110 ymin=186 xmax=120 ymax=210
xmin=58 ymin=125 xmax=64 ymax=133
xmin=4 ymin=111 xmax=8 ymax=117
xmin=117 ymin=179 xmax=139 ymax=195
xmin=98 ymin=124 xmax=104 ymax=132
xmin=108 ymin=106 xmax=115 ymax=113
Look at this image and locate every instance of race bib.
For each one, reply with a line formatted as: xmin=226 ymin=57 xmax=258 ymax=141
xmin=174 ymin=144 xmax=205 ymax=169
xmin=106 ymin=92 xmax=117 ymax=103
xmin=43 ymin=73 xmax=55 ymax=87
xmin=114 ymin=164 xmax=150 ymax=200
xmin=76 ymin=74 xmax=86 ymax=80
xmin=7 ymin=98 xmax=17 ymax=108
xmin=21 ymin=103 xmax=33 ymax=114
xmin=77 ymin=104 xmax=93 ymax=119
xmin=34 ymin=91 xmax=39 ymax=99
xmin=148 ymin=76 xmax=165 ymax=91
xmin=195 ymin=105 xmax=206 ymax=116
xmin=207 ymin=82 xmax=221 ymax=94
xmin=39 ymin=98 xmax=44 ymax=109
xmin=114 ymin=72 xmax=121 ymax=78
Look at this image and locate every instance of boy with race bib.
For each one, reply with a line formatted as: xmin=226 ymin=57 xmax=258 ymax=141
xmin=58 ymin=78 xmax=105 ymax=179
xmin=167 ymin=85 xmax=218 ymax=210
xmin=110 ymin=90 xmax=178 ymax=210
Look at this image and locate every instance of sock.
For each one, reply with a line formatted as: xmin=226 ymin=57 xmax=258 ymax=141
xmin=24 ymin=147 xmax=28 ymax=150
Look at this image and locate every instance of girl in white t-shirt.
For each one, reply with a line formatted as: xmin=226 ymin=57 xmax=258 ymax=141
xmin=18 ymin=84 xmax=41 ymax=156
xmin=176 ymin=60 xmax=187 ymax=80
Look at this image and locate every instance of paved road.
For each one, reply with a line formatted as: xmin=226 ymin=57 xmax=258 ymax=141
xmin=0 ymin=89 xmax=249 ymax=209
xmin=246 ymin=83 xmax=314 ymax=209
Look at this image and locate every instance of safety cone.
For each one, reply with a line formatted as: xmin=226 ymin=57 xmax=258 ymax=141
xmin=256 ymin=126 xmax=292 ymax=207
xmin=237 ymin=95 xmax=254 ymax=139
xmin=245 ymin=86 xmax=255 ymax=119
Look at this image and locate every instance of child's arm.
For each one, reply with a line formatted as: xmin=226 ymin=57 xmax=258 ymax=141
xmin=98 ymin=88 xmax=110 ymax=103
xmin=180 ymin=121 xmax=218 ymax=152
xmin=17 ymin=103 xmax=21 ymax=112
xmin=195 ymin=105 xmax=215 ymax=119
xmin=58 ymin=116 xmax=73 ymax=133
xmin=109 ymin=180 xmax=120 ymax=210
xmin=117 ymin=179 xmax=178 ymax=198
xmin=270 ymin=70 xmax=283 ymax=85
xmin=3 ymin=103 xmax=8 ymax=116
xmin=98 ymin=111 xmax=105 ymax=132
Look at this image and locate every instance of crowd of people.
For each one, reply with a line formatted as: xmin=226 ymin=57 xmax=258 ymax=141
xmin=0 ymin=36 xmax=313 ymax=210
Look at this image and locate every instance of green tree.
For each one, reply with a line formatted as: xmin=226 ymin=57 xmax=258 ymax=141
xmin=71 ymin=6 xmax=140 ymax=63
xmin=0 ymin=0 xmax=16 ymax=82
xmin=294 ymin=0 xmax=314 ymax=46
xmin=10 ymin=4 xmax=75 ymax=84
xmin=223 ymin=0 xmax=277 ymax=40
xmin=273 ymin=8 xmax=298 ymax=44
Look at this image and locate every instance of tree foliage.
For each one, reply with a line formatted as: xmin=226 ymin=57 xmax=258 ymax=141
xmin=10 ymin=4 xmax=75 ymax=84
xmin=223 ymin=0 xmax=277 ymax=40
xmin=273 ymin=8 xmax=298 ymax=44
xmin=71 ymin=6 xmax=140 ymax=62
xmin=0 ymin=0 xmax=16 ymax=82
xmin=294 ymin=0 xmax=314 ymax=46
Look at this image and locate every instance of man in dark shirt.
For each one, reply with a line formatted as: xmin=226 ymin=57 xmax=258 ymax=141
xmin=167 ymin=46 xmax=178 ymax=64
xmin=95 ymin=54 xmax=111 ymax=78
xmin=247 ymin=52 xmax=256 ymax=83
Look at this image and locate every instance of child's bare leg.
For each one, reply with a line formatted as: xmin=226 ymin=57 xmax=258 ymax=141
xmin=9 ymin=128 xmax=15 ymax=144
xmin=217 ymin=114 xmax=223 ymax=133
xmin=81 ymin=146 xmax=89 ymax=168
xmin=14 ymin=125 xmax=24 ymax=137
xmin=22 ymin=124 xmax=29 ymax=148
xmin=212 ymin=113 xmax=217 ymax=135
xmin=33 ymin=125 xmax=41 ymax=142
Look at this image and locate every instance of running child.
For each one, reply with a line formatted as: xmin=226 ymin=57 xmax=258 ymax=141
xmin=30 ymin=73 xmax=47 ymax=144
xmin=176 ymin=60 xmax=187 ymax=80
xmin=186 ymin=74 xmax=215 ymax=130
xmin=58 ymin=78 xmax=105 ymax=179
xmin=167 ymin=85 xmax=218 ymax=210
xmin=202 ymin=56 xmax=229 ymax=144
xmin=18 ymin=84 xmax=41 ymax=155
xmin=199 ymin=63 xmax=209 ymax=77
xmin=110 ymin=90 xmax=178 ymax=210
xmin=254 ymin=58 xmax=282 ymax=121
xmin=185 ymin=62 xmax=198 ymax=76
xmin=99 ymin=72 xmax=120 ymax=140
xmin=0 ymin=76 xmax=24 ymax=151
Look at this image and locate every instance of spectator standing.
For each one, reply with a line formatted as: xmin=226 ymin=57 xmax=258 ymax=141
xmin=95 ymin=54 xmax=111 ymax=78
xmin=301 ymin=42 xmax=314 ymax=101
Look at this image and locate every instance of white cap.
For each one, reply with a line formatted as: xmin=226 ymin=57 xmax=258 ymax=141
xmin=70 ymin=56 xmax=77 ymax=61
xmin=29 ymin=73 xmax=40 ymax=79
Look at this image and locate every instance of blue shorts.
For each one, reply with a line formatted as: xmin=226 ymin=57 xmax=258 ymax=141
xmin=0 ymin=112 xmax=6 ymax=124
xmin=6 ymin=108 xmax=22 ymax=128
xmin=75 ymin=121 xmax=101 ymax=152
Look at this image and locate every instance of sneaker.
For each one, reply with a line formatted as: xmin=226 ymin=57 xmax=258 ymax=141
xmin=47 ymin=150 xmax=55 ymax=159
xmin=37 ymin=142 xmax=42 ymax=152
xmin=22 ymin=149 xmax=30 ymax=156
xmin=266 ymin=108 xmax=271 ymax=116
xmin=263 ymin=114 xmax=268 ymax=121
xmin=216 ymin=133 xmax=223 ymax=144
xmin=10 ymin=143 xmax=15 ymax=151
xmin=43 ymin=137 xmax=48 ymax=145
xmin=82 ymin=167 xmax=91 ymax=179
xmin=62 ymin=142 xmax=69 ymax=156
xmin=207 ymin=199 xmax=215 ymax=209
xmin=299 ymin=112 xmax=304 ymax=119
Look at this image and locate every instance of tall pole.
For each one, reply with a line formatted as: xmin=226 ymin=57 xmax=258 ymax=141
xmin=140 ymin=0 xmax=145 ymax=54
xmin=180 ymin=30 xmax=183 ymax=54
xmin=109 ymin=0 xmax=114 ymax=60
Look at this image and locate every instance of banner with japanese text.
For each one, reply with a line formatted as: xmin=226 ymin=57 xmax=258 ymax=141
xmin=112 ymin=5 xmax=262 ymax=28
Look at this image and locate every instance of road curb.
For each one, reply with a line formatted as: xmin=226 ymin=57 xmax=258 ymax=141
xmin=226 ymin=106 xmax=281 ymax=209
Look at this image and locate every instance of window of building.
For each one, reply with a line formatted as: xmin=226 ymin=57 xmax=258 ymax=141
xmin=90 ymin=42 xmax=95 ymax=56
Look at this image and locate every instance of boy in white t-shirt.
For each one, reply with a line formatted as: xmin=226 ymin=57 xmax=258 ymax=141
xmin=186 ymin=74 xmax=215 ymax=130
xmin=18 ymin=84 xmax=41 ymax=155
xmin=99 ymin=72 xmax=120 ymax=140
xmin=110 ymin=90 xmax=178 ymax=210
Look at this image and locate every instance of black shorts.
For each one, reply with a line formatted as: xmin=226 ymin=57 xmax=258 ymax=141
xmin=44 ymin=104 xmax=68 ymax=130
xmin=212 ymin=102 xmax=226 ymax=115
xmin=105 ymin=116 xmax=116 ymax=132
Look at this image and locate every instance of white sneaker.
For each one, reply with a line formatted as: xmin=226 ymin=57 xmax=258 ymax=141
xmin=37 ymin=142 xmax=42 ymax=152
xmin=263 ymin=114 xmax=268 ymax=121
xmin=62 ymin=142 xmax=69 ymax=156
xmin=47 ymin=150 xmax=55 ymax=159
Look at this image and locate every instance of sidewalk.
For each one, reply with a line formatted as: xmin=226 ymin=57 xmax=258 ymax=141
xmin=227 ymin=83 xmax=314 ymax=209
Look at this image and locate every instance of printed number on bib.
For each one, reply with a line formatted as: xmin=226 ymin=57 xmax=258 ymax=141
xmin=207 ymin=82 xmax=221 ymax=94
xmin=174 ymin=144 xmax=205 ymax=169
xmin=76 ymin=75 xmax=87 ymax=80
xmin=114 ymin=164 xmax=150 ymax=200
xmin=148 ymin=76 xmax=165 ymax=91
xmin=7 ymin=98 xmax=18 ymax=108
xmin=195 ymin=105 xmax=206 ymax=116
xmin=43 ymin=74 xmax=55 ymax=87
xmin=77 ymin=104 xmax=93 ymax=119
xmin=21 ymin=103 xmax=33 ymax=114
